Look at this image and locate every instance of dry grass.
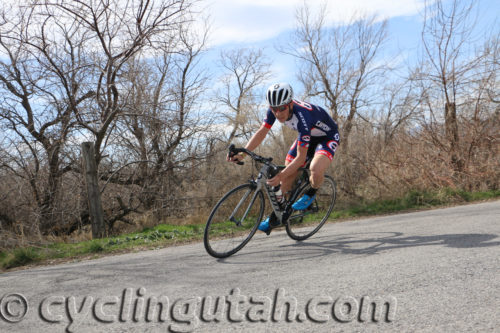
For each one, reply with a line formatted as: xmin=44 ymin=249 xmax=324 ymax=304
xmin=1 ymin=117 xmax=498 ymax=250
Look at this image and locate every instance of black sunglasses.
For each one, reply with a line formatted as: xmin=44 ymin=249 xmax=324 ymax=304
xmin=271 ymin=104 xmax=289 ymax=113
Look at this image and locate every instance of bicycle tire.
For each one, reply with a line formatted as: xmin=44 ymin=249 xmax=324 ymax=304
xmin=204 ymin=183 xmax=264 ymax=258
xmin=286 ymin=175 xmax=336 ymax=241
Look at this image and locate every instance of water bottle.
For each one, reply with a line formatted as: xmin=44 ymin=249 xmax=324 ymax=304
xmin=268 ymin=166 xmax=285 ymax=207
xmin=273 ymin=184 xmax=285 ymax=207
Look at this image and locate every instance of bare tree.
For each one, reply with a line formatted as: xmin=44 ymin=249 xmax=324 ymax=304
xmin=283 ymin=3 xmax=347 ymax=121
xmin=216 ymin=48 xmax=272 ymax=143
xmin=49 ymin=0 xmax=193 ymax=164
xmin=342 ymin=16 xmax=388 ymax=149
xmin=0 ymin=3 xmax=94 ymax=233
xmin=419 ymin=0 xmax=483 ymax=172
xmin=481 ymin=35 xmax=499 ymax=107
xmin=54 ymin=0 xmax=195 ymax=235
xmin=459 ymin=34 xmax=500 ymax=183
xmin=0 ymin=0 xmax=195 ymax=235
xmin=282 ymin=3 xmax=388 ymax=148
xmin=279 ymin=3 xmax=388 ymax=199
xmin=105 ymin=17 xmax=213 ymax=220
xmin=377 ymin=78 xmax=420 ymax=145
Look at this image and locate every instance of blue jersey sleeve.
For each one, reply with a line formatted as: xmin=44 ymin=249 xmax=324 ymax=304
xmin=263 ymin=108 xmax=275 ymax=129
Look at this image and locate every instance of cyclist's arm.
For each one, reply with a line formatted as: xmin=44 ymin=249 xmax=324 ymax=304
xmin=228 ymin=124 xmax=270 ymax=163
xmin=244 ymin=124 xmax=270 ymax=152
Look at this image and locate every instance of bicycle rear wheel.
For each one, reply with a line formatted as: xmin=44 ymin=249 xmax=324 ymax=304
xmin=204 ymin=183 xmax=264 ymax=258
xmin=286 ymin=175 xmax=336 ymax=241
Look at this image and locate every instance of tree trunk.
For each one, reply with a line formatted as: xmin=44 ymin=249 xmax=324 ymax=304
xmin=81 ymin=142 xmax=106 ymax=238
xmin=445 ymin=102 xmax=463 ymax=172
xmin=39 ymin=145 xmax=61 ymax=234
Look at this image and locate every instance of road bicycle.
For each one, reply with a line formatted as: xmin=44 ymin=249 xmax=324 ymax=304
xmin=204 ymin=144 xmax=337 ymax=258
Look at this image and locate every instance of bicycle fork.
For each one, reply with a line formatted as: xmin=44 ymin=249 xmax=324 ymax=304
xmin=227 ymin=181 xmax=261 ymax=226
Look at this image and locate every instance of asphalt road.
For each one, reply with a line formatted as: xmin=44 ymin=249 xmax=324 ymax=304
xmin=1 ymin=200 xmax=499 ymax=332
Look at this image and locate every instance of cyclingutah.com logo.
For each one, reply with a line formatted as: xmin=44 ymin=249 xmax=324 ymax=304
xmin=0 ymin=288 xmax=397 ymax=332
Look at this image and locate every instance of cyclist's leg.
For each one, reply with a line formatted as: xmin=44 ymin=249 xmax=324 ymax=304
xmin=310 ymin=139 xmax=338 ymax=187
xmin=280 ymin=140 xmax=300 ymax=197
xmin=309 ymin=154 xmax=331 ymax=188
xmin=281 ymin=139 xmax=318 ymax=193
xmin=293 ymin=139 xmax=337 ymax=210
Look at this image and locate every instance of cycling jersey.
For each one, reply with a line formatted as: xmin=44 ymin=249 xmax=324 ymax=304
xmin=263 ymin=99 xmax=340 ymax=162
xmin=263 ymin=99 xmax=340 ymax=148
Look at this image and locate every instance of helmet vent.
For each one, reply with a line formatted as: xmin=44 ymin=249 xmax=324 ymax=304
xmin=282 ymin=90 xmax=288 ymax=104
xmin=266 ymin=82 xmax=293 ymax=107
xmin=277 ymin=89 xmax=284 ymax=105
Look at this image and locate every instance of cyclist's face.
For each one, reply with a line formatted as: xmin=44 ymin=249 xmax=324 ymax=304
xmin=271 ymin=103 xmax=291 ymax=123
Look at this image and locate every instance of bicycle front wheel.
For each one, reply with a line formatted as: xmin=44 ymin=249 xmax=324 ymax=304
xmin=204 ymin=183 xmax=265 ymax=258
xmin=286 ymin=175 xmax=336 ymax=241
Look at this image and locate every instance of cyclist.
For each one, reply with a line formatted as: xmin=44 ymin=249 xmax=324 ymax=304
xmin=228 ymin=82 xmax=340 ymax=233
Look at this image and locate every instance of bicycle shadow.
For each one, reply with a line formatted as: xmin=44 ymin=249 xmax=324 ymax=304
xmin=218 ymin=231 xmax=500 ymax=264
xmin=282 ymin=231 xmax=500 ymax=255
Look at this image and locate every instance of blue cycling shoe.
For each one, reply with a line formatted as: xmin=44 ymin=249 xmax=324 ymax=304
xmin=258 ymin=217 xmax=270 ymax=233
xmin=258 ymin=213 xmax=280 ymax=235
xmin=292 ymin=194 xmax=316 ymax=210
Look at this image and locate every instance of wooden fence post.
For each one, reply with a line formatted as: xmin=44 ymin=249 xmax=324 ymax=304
xmin=81 ymin=142 xmax=105 ymax=238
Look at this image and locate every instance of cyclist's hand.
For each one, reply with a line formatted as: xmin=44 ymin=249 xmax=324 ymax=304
xmin=227 ymin=152 xmax=244 ymax=164
xmin=266 ymin=173 xmax=281 ymax=187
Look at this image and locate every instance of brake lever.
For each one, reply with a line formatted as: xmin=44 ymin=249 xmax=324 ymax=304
xmin=228 ymin=145 xmax=245 ymax=165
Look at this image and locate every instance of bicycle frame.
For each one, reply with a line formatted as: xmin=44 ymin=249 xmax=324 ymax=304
xmin=228 ymin=163 xmax=310 ymax=226
xmin=227 ymin=144 xmax=312 ymax=225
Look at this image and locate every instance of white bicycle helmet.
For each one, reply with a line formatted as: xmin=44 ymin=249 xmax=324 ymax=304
xmin=266 ymin=83 xmax=293 ymax=107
